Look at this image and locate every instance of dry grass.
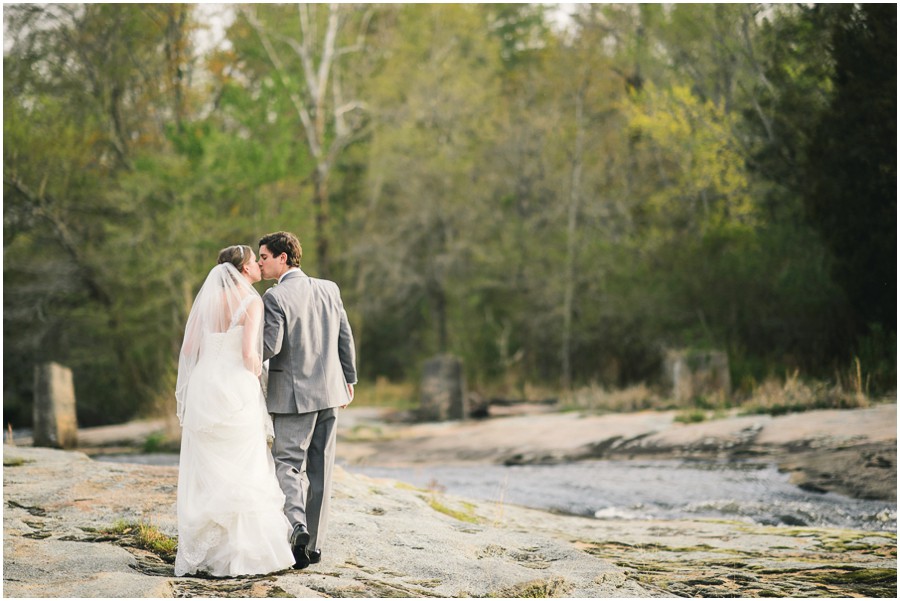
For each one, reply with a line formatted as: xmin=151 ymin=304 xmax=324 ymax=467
xmin=557 ymin=369 xmax=881 ymax=418
xmin=739 ymin=370 xmax=870 ymax=416
xmin=353 ymin=377 xmax=418 ymax=410
xmin=561 ymin=383 xmax=669 ymax=413
xmin=490 ymin=576 xmax=573 ymax=598
xmin=474 ymin=380 xmax=560 ymax=404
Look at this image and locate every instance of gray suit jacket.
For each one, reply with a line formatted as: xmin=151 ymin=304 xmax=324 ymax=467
xmin=262 ymin=269 xmax=357 ymax=414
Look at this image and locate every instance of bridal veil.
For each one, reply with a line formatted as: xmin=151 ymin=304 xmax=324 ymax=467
xmin=175 ymin=262 xmax=263 ymax=425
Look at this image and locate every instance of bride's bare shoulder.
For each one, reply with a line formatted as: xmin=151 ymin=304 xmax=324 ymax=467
xmin=245 ymin=294 xmax=264 ymax=313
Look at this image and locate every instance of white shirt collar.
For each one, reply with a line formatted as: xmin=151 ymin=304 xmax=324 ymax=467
xmin=278 ymin=267 xmax=302 ymax=284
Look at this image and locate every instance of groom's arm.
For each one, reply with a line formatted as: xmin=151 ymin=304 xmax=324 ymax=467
xmin=335 ymin=287 xmax=357 ymax=386
xmin=262 ymin=291 xmax=286 ymax=361
xmin=337 ymin=308 xmax=357 ymax=385
xmin=337 ymin=301 xmax=356 ymax=409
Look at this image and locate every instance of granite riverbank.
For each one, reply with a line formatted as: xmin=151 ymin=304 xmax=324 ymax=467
xmin=338 ymin=402 xmax=897 ymax=503
xmin=2 ymin=448 xmax=896 ymax=595
xmin=3 ymin=404 xmax=896 ymax=597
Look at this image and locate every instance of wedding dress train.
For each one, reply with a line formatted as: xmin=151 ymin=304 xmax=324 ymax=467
xmin=175 ymin=323 xmax=294 ymax=577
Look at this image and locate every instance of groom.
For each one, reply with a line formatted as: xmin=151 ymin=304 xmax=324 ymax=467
xmin=257 ymin=231 xmax=357 ymax=569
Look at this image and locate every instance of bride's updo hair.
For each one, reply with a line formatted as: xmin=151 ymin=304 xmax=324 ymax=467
xmin=217 ymin=245 xmax=251 ymax=272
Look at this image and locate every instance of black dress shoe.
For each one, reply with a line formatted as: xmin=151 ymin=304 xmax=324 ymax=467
xmin=308 ymin=549 xmax=322 ymax=564
xmin=290 ymin=524 xmax=311 ymax=569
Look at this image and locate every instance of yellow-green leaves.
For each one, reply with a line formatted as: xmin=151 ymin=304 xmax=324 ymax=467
xmin=628 ymin=83 xmax=757 ymax=238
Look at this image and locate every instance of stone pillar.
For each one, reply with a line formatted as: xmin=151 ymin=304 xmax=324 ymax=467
xmin=33 ymin=362 xmax=78 ymax=449
xmin=662 ymin=349 xmax=731 ymax=403
xmin=419 ymin=354 xmax=467 ymax=421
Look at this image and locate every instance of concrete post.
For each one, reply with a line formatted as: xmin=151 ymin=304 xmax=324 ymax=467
xmin=419 ymin=354 xmax=467 ymax=421
xmin=663 ymin=349 xmax=731 ymax=403
xmin=32 ymin=362 xmax=78 ymax=449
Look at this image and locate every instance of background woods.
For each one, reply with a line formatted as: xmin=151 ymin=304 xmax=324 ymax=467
xmin=4 ymin=3 xmax=896 ymax=427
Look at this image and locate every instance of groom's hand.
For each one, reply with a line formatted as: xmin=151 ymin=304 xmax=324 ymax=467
xmin=340 ymin=383 xmax=354 ymax=409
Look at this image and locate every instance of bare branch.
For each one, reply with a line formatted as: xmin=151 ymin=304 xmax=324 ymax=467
xmin=296 ymin=3 xmax=319 ymax=101
xmin=326 ymin=121 xmax=374 ymax=168
xmin=241 ymin=5 xmax=320 ymax=157
xmin=334 ymin=7 xmax=373 ymax=57
xmin=335 ymin=100 xmax=368 ymax=118
xmin=315 ymin=4 xmax=340 ymax=109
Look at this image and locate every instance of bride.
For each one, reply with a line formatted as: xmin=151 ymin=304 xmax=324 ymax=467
xmin=174 ymin=244 xmax=294 ymax=577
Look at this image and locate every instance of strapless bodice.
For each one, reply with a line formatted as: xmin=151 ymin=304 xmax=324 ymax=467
xmin=198 ymin=327 xmax=245 ymax=369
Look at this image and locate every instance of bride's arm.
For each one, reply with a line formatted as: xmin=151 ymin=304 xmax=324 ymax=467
xmin=242 ymin=298 xmax=263 ymax=376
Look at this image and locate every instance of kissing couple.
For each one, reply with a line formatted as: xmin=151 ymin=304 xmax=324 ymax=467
xmin=173 ymin=231 xmax=357 ymax=577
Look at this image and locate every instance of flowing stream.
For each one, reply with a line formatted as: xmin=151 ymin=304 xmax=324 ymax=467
xmin=343 ymin=458 xmax=896 ymax=532
xmin=90 ymin=451 xmax=895 ymax=532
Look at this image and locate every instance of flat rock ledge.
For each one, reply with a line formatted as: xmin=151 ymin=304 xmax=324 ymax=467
xmin=342 ymin=403 xmax=898 ymax=502
xmin=4 ymin=444 xmax=896 ymax=598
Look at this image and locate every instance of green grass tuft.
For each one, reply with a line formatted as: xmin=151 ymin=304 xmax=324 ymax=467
xmin=674 ymin=409 xmax=707 ymax=424
xmin=395 ymin=481 xmax=425 ymax=492
xmin=141 ymin=432 xmax=167 ymax=453
xmin=425 ymin=496 xmax=480 ymax=524
xmin=103 ymin=519 xmax=178 ymax=562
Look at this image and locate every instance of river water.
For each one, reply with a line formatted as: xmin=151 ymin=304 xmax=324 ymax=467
xmin=344 ymin=459 xmax=897 ymax=533
xmin=91 ymin=452 xmax=895 ymax=532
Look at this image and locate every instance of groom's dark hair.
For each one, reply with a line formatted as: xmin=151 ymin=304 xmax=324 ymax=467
xmin=259 ymin=231 xmax=302 ymax=267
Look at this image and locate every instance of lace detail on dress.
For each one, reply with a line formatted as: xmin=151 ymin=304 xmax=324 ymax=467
xmin=228 ymin=294 xmax=257 ymax=330
xmin=175 ymin=522 xmax=225 ymax=576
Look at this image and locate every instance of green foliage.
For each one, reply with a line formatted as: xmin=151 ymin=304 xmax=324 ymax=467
xmin=3 ymin=456 xmax=30 ymax=467
xmin=802 ymin=4 xmax=896 ymax=346
xmin=352 ymin=378 xmax=418 ymax=411
xmin=484 ymin=4 xmax=552 ymax=68
xmin=3 ymin=4 xmax=895 ymax=428
xmin=853 ymin=325 xmax=897 ymax=395
xmin=629 ymin=83 xmax=757 ymax=236
xmin=674 ymin=409 xmax=708 ymax=424
xmin=141 ymin=432 xmax=168 ymax=454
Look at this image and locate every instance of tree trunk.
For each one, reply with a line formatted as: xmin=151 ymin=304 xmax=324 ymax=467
xmin=561 ymin=91 xmax=585 ymax=392
xmin=243 ymin=4 xmax=368 ymax=281
xmin=313 ymin=164 xmax=331 ymax=278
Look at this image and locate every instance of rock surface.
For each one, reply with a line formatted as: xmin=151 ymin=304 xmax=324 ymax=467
xmin=4 ymin=444 xmax=654 ymax=598
xmin=4 ymin=433 xmax=897 ymax=598
xmin=4 ymin=404 xmax=897 ymax=597
xmin=339 ymin=403 xmax=897 ymax=502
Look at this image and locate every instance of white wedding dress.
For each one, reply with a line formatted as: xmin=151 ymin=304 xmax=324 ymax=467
xmin=175 ymin=291 xmax=294 ymax=577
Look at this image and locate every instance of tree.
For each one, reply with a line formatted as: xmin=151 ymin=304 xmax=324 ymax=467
xmin=239 ymin=3 xmax=373 ymax=279
xmin=4 ymin=4 xmax=200 ymax=424
xmin=347 ymin=4 xmax=504 ymax=374
xmin=552 ymin=6 xmax=633 ymax=391
xmin=803 ymin=3 xmax=896 ymax=336
xmin=738 ymin=4 xmax=839 ymax=224
xmin=5 ymin=4 xmax=893 ymax=424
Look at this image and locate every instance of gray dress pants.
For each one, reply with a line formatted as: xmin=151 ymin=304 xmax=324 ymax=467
xmin=271 ymin=408 xmax=337 ymax=553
